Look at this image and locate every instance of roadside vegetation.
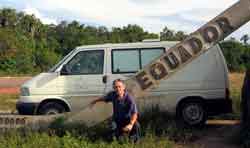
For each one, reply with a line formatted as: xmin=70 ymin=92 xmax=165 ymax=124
xmin=0 ymin=94 xmax=17 ymax=111
xmin=0 ymin=107 xmax=204 ymax=148
xmin=0 ymin=131 xmax=174 ymax=148
xmin=229 ymin=73 xmax=244 ymax=118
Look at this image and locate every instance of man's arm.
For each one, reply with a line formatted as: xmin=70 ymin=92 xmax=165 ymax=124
xmin=130 ymin=113 xmax=138 ymax=125
xmin=123 ymin=113 xmax=138 ymax=132
xmin=89 ymin=97 xmax=105 ymax=108
xmin=123 ymin=97 xmax=138 ymax=132
xmin=90 ymin=91 xmax=113 ymax=108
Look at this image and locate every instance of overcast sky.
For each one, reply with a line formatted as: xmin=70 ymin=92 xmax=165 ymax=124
xmin=0 ymin=0 xmax=249 ymax=39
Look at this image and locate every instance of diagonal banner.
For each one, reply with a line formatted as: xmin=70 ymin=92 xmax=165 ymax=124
xmin=125 ymin=0 xmax=250 ymax=98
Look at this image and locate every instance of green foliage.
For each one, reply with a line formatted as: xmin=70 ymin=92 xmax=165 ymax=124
xmin=1 ymin=7 xmax=250 ymax=75
xmin=0 ymin=108 xmax=181 ymax=148
xmin=231 ymin=88 xmax=241 ymax=115
xmin=160 ymin=26 xmax=187 ymax=41
xmin=0 ymin=94 xmax=18 ymax=110
xmin=15 ymin=48 xmax=35 ymax=73
xmin=0 ymin=8 xmax=161 ymax=75
xmin=139 ymin=106 xmax=201 ymax=142
xmin=33 ymin=47 xmax=61 ymax=71
xmin=220 ymin=40 xmax=250 ymax=72
xmin=0 ymin=130 xmax=174 ymax=148
xmin=0 ymin=8 xmax=17 ymax=28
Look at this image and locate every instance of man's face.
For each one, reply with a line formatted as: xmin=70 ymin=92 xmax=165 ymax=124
xmin=113 ymin=81 xmax=126 ymax=98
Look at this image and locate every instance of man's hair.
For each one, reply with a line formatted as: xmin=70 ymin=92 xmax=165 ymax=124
xmin=112 ymin=79 xmax=125 ymax=87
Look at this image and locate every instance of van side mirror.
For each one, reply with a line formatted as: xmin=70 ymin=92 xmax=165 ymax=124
xmin=60 ymin=65 xmax=69 ymax=75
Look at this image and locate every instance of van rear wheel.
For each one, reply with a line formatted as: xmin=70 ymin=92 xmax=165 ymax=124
xmin=38 ymin=102 xmax=66 ymax=115
xmin=177 ymin=101 xmax=206 ymax=127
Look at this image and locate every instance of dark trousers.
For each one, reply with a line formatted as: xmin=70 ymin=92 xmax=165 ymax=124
xmin=113 ymin=119 xmax=141 ymax=142
xmin=242 ymin=70 xmax=250 ymax=124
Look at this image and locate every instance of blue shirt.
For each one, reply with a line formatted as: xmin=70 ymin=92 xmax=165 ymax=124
xmin=103 ymin=91 xmax=138 ymax=123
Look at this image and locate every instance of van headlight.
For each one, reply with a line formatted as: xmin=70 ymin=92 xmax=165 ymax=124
xmin=20 ymin=87 xmax=30 ymax=96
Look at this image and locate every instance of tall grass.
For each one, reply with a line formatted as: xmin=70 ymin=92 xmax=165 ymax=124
xmin=0 ymin=106 xmax=206 ymax=148
xmin=45 ymin=107 xmax=201 ymax=146
xmin=229 ymin=73 xmax=244 ymax=118
xmin=0 ymin=94 xmax=18 ymax=111
xmin=231 ymin=88 xmax=241 ymax=115
xmin=0 ymin=131 xmax=174 ymax=148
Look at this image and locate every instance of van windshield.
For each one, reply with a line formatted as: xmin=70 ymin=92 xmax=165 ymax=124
xmin=48 ymin=48 xmax=77 ymax=72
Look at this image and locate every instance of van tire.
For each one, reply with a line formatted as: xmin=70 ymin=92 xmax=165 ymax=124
xmin=177 ymin=101 xmax=206 ymax=127
xmin=38 ymin=102 xmax=66 ymax=115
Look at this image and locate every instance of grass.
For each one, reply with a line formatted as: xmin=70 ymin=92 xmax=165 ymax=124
xmin=0 ymin=131 xmax=174 ymax=148
xmin=0 ymin=106 xmax=205 ymax=148
xmin=47 ymin=107 xmax=202 ymax=144
xmin=0 ymin=108 xmax=183 ymax=148
xmin=229 ymin=73 xmax=244 ymax=117
xmin=0 ymin=94 xmax=18 ymax=111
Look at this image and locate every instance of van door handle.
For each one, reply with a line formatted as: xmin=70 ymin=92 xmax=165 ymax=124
xmin=102 ymin=75 xmax=107 ymax=83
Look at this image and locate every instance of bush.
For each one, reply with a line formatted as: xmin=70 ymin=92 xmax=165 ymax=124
xmin=220 ymin=40 xmax=250 ymax=72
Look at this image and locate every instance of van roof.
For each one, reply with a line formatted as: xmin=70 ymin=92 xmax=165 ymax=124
xmin=76 ymin=41 xmax=179 ymax=50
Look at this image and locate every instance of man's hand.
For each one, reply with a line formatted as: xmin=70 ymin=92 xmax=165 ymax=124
xmin=89 ymin=97 xmax=104 ymax=109
xmin=123 ymin=123 xmax=133 ymax=132
xmin=89 ymin=101 xmax=96 ymax=109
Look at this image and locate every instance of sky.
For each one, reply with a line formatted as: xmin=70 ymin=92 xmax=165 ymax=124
xmin=0 ymin=0 xmax=249 ymax=40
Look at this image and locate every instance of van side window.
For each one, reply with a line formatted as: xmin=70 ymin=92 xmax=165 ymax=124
xmin=112 ymin=48 xmax=164 ymax=73
xmin=141 ymin=48 xmax=164 ymax=67
xmin=112 ymin=49 xmax=140 ymax=73
xmin=64 ymin=50 xmax=104 ymax=75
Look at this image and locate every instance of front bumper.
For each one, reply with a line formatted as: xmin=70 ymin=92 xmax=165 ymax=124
xmin=16 ymin=102 xmax=39 ymax=115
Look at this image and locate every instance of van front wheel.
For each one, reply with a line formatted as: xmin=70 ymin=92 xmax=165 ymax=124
xmin=38 ymin=102 xmax=66 ymax=115
xmin=177 ymin=101 xmax=206 ymax=127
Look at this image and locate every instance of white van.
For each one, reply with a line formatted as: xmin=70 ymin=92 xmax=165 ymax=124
xmin=16 ymin=41 xmax=232 ymax=126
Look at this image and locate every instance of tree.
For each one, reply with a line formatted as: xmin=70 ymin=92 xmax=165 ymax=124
xmin=175 ymin=31 xmax=187 ymax=41
xmin=160 ymin=27 xmax=175 ymax=41
xmin=97 ymin=26 xmax=109 ymax=43
xmin=6 ymin=7 xmax=250 ymax=74
xmin=0 ymin=8 xmax=17 ymax=27
xmin=220 ymin=40 xmax=246 ymax=71
xmin=160 ymin=27 xmax=187 ymax=41
xmin=122 ymin=24 xmax=145 ymax=42
xmin=17 ymin=14 xmax=41 ymax=38
xmin=110 ymin=27 xmax=122 ymax=43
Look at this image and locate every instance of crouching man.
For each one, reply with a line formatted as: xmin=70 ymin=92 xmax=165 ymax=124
xmin=90 ymin=79 xmax=140 ymax=142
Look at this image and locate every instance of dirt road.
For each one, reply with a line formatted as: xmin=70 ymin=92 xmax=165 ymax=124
xmin=0 ymin=77 xmax=31 ymax=94
xmin=184 ymin=121 xmax=241 ymax=148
